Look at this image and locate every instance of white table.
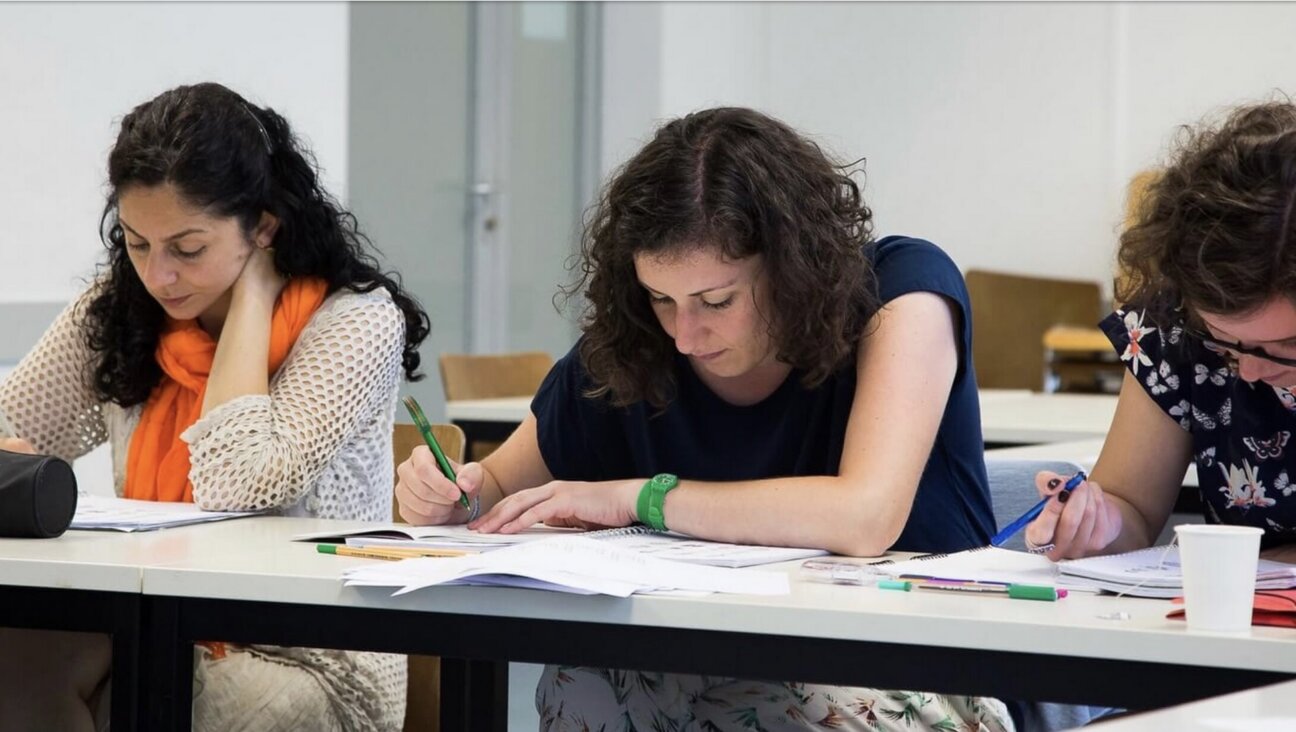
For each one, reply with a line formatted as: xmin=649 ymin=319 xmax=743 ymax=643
xmin=446 ymin=391 xmax=1123 ymax=448
xmin=0 ymin=529 xmax=159 ymax=730
xmin=445 ymin=396 xmax=530 ymax=423
xmin=445 ymin=397 xmax=531 ymax=457
xmin=133 ymin=517 xmax=1296 ymax=729
xmin=1088 ymin=678 xmax=1296 ymax=730
xmin=979 ymin=390 xmax=1119 ymax=445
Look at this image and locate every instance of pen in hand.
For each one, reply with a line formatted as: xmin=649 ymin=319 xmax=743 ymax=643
xmin=401 ymin=395 xmax=471 ymax=510
xmin=990 ymin=470 xmax=1086 ymax=547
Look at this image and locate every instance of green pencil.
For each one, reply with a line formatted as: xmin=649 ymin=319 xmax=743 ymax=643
xmin=401 ymin=395 xmax=470 ymax=509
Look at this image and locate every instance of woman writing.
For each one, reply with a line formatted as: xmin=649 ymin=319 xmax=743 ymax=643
xmin=398 ymin=107 xmax=1013 ymax=731
xmin=1026 ymin=100 xmax=1296 ymax=566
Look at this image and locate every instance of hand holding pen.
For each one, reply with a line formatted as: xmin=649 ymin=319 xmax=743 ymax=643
xmin=394 ymin=396 xmax=483 ymax=526
xmin=1016 ymin=470 xmax=1124 ymax=560
xmin=992 ymin=470 xmax=1086 ymax=548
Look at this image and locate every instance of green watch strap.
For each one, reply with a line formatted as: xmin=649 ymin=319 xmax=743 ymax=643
xmin=636 ymin=473 xmax=679 ymax=531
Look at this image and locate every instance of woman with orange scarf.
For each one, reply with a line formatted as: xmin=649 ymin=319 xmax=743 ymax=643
xmin=0 ymin=83 xmax=429 ymax=731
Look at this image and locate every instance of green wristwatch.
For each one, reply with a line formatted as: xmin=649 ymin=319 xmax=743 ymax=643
xmin=636 ymin=473 xmax=679 ymax=531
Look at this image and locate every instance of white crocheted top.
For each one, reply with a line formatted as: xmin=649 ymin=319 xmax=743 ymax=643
xmin=0 ymin=284 xmax=408 ymax=731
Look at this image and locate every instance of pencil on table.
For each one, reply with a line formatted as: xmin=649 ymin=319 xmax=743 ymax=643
xmin=316 ymin=544 xmax=472 ymax=561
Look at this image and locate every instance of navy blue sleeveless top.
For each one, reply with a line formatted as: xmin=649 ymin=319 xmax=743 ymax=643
xmin=531 ymin=236 xmax=994 ymax=553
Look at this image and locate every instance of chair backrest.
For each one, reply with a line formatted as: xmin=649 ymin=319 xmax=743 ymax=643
xmin=438 ymin=351 xmax=554 ymax=401
xmin=965 ymin=270 xmax=1103 ymax=390
xmin=983 ymin=458 xmax=1084 ymax=551
xmin=392 ymin=422 xmax=466 ymax=522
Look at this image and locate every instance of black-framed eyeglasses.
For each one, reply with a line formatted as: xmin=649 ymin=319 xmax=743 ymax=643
xmin=1184 ymin=327 xmax=1296 ymax=369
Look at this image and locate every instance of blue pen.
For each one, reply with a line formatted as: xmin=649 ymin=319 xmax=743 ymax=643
xmin=990 ymin=471 xmax=1087 ymax=547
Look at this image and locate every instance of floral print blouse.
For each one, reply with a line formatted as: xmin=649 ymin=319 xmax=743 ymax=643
xmin=1103 ymin=308 xmax=1296 ymax=548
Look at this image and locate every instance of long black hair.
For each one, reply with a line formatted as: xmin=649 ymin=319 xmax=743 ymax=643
xmin=85 ymin=82 xmax=430 ymax=407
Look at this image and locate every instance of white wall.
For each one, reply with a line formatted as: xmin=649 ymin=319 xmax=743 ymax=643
xmin=0 ymin=2 xmax=348 ymax=496
xmin=601 ymin=2 xmax=1296 ymax=296
xmin=0 ymin=2 xmax=349 ymax=304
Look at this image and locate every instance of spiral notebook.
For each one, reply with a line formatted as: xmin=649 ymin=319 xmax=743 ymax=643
xmin=1058 ymin=545 xmax=1296 ymax=599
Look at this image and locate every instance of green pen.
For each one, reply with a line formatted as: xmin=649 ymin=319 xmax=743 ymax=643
xmin=401 ymin=395 xmax=470 ymax=510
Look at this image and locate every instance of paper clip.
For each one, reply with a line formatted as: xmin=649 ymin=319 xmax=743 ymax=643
xmin=799 ymin=559 xmax=887 ymax=586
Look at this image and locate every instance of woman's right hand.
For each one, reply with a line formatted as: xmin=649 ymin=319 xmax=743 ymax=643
xmin=1024 ymin=470 xmax=1123 ymax=560
xmin=395 ymin=446 xmax=483 ymax=525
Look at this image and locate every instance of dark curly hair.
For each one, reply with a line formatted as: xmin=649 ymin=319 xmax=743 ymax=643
xmin=566 ymin=107 xmax=878 ymax=409
xmin=85 ymin=82 xmax=430 ymax=407
xmin=1118 ymin=99 xmax=1296 ymax=327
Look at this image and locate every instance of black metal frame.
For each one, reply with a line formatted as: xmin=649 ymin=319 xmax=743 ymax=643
xmin=143 ymin=594 xmax=1294 ymax=731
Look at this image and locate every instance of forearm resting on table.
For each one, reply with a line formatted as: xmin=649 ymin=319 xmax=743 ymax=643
xmin=662 ymin=475 xmax=907 ymax=557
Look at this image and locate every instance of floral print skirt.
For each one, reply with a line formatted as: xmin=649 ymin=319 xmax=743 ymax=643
xmin=536 ymin=666 xmax=1015 ymax=732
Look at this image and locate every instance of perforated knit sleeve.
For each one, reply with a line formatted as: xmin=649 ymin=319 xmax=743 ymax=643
xmin=0 ymin=286 xmax=108 ymax=461
xmin=182 ymin=289 xmax=404 ymax=516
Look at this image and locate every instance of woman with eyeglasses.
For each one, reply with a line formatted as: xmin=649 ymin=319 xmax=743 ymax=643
xmin=1025 ymin=100 xmax=1296 ymax=564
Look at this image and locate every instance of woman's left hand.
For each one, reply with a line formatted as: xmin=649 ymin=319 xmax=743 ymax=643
xmin=469 ymin=479 xmax=641 ymax=534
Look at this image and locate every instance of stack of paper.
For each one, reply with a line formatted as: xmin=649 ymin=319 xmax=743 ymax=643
xmin=342 ymin=535 xmax=790 ymax=597
xmin=297 ymin=523 xmax=825 ymax=568
xmin=71 ymin=493 xmax=259 ymax=532
xmin=591 ymin=529 xmax=827 ymax=568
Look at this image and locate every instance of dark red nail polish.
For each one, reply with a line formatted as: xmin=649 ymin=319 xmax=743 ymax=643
xmin=1057 ymin=490 xmax=1071 ymax=504
xmin=1047 ymin=478 xmax=1061 ymax=489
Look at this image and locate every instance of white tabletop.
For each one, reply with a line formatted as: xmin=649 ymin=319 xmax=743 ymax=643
xmin=446 ymin=391 xmax=1121 ymax=447
xmin=980 ymin=391 xmax=1118 ymax=444
xmin=0 ymin=528 xmax=153 ymax=593
xmin=136 ymin=517 xmax=1296 ymax=676
xmin=1088 ymin=678 xmax=1296 ymax=730
xmin=445 ymin=397 xmax=530 ymax=423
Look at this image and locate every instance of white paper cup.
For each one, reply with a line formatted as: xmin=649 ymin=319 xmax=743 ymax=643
xmin=1174 ymin=524 xmax=1263 ymax=633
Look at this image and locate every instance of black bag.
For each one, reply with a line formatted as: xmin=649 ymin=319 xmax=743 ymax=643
xmin=0 ymin=449 xmax=77 ymax=538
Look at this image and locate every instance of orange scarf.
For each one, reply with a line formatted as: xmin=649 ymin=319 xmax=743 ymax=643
xmin=125 ymin=277 xmax=329 ymax=502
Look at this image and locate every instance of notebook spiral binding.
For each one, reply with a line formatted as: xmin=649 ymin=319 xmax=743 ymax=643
xmin=871 ymin=545 xmax=994 ymax=567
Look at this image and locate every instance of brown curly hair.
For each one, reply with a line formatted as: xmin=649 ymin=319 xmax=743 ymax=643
xmin=1118 ymin=99 xmax=1296 ymax=327
xmin=565 ymin=107 xmax=878 ymax=408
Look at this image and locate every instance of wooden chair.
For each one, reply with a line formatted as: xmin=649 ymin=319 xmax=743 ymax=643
xmin=438 ymin=351 xmax=554 ymax=460
xmin=1041 ymin=325 xmax=1123 ymax=393
xmin=392 ymin=421 xmax=465 ymax=732
xmin=965 ymin=270 xmax=1107 ymax=391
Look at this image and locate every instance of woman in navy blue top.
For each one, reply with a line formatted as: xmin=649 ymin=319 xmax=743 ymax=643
xmin=397 ymin=108 xmax=1009 ymax=731
xmin=1026 ymin=101 xmax=1296 ymax=566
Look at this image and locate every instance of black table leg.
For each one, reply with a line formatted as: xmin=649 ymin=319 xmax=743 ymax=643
xmin=141 ymin=595 xmax=194 ymax=731
xmin=440 ymin=658 xmax=509 ymax=732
